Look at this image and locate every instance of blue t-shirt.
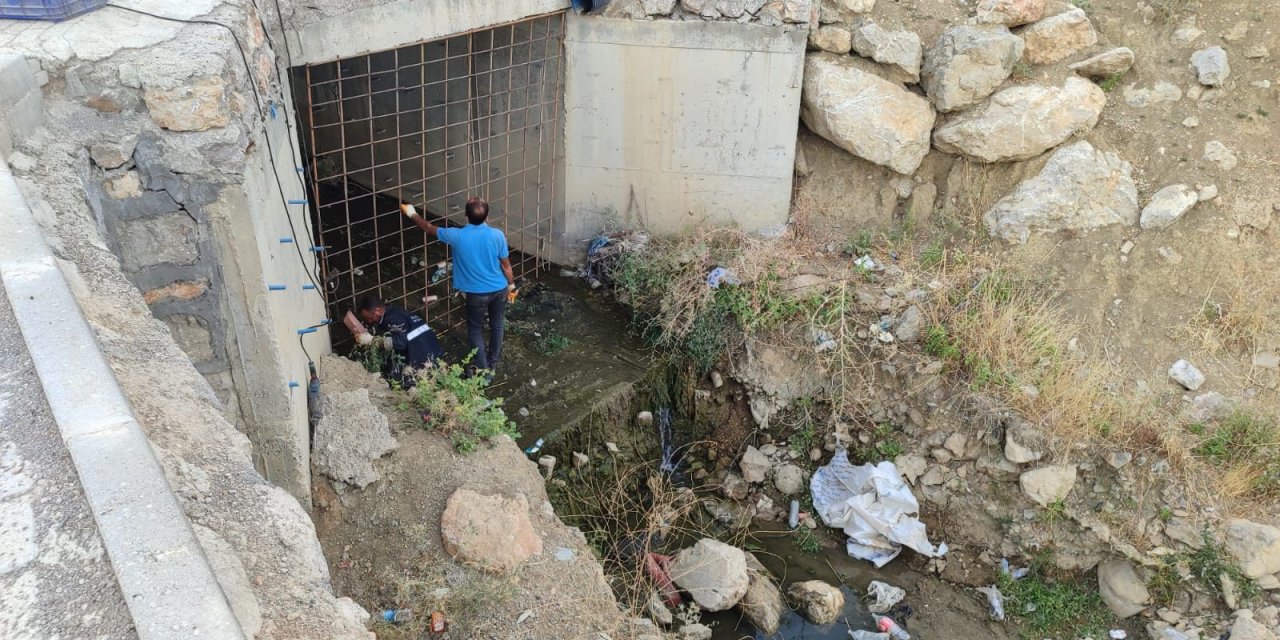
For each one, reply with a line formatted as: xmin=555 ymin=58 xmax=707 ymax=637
xmin=436 ymin=223 xmax=509 ymax=294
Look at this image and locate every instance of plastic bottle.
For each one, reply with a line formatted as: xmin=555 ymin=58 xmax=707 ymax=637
xmin=876 ymin=616 xmax=911 ymax=640
xmin=381 ymin=609 xmax=414 ymax=623
xmin=788 ymin=500 xmax=800 ymax=529
xmin=524 ymin=438 xmax=545 ymax=455
xmin=849 ymin=631 xmax=890 ymax=640
xmin=430 ymin=261 xmax=451 ymax=284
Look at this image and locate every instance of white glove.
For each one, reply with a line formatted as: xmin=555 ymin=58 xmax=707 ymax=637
xmin=382 ymin=336 xmax=394 ymax=350
xmin=356 ymin=332 xmax=373 ymax=346
xmin=400 ymin=203 xmax=420 ymax=218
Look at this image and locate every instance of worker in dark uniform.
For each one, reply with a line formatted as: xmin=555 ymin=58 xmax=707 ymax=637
xmin=356 ymin=295 xmax=444 ymax=387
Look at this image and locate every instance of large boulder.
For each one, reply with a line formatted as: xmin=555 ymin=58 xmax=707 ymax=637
xmin=313 ymin=389 xmax=398 ymax=489
xmin=1140 ymin=184 xmax=1199 ymax=230
xmin=1019 ymin=6 xmax=1097 ymax=65
xmin=851 ymin=21 xmax=923 ymax=83
xmin=1098 ymin=559 xmax=1150 ymax=618
xmin=801 ymin=53 xmax=936 ymax=175
xmin=787 ymin=580 xmax=844 ymax=624
xmin=810 ymin=25 xmax=853 ymax=54
xmin=921 ymin=25 xmax=1025 ymax=113
xmin=1226 ymin=519 xmax=1280 ymax=579
xmin=738 ymin=569 xmax=787 ymax=634
xmin=440 ymin=489 xmax=543 ymax=574
xmin=1019 ymin=464 xmax=1077 ymax=506
xmin=983 ymin=141 xmax=1138 ymax=243
xmin=669 ymin=539 xmax=751 ymax=612
xmin=933 ymin=76 xmax=1105 ymax=162
xmin=975 ymin=0 xmax=1046 ymax=27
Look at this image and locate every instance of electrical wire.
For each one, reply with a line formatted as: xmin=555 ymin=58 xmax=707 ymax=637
xmin=104 ymin=3 xmax=327 ymax=299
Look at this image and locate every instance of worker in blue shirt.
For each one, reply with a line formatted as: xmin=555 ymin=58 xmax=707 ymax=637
xmin=356 ymin=296 xmax=444 ymax=387
xmin=401 ymin=197 xmax=516 ymax=377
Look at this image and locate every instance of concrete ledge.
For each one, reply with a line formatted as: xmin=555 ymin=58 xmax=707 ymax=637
xmin=286 ymin=0 xmax=570 ymax=65
xmin=0 ymin=162 xmax=246 ymax=639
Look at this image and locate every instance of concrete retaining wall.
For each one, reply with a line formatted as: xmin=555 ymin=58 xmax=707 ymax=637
xmin=560 ymin=16 xmax=806 ymax=259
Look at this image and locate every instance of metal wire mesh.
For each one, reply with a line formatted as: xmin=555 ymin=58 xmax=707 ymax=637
xmin=293 ymin=12 xmax=565 ymax=342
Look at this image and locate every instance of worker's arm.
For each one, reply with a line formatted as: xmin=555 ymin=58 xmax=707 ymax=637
xmin=400 ymin=203 xmax=439 ymax=238
xmin=500 ymin=257 xmax=515 ymax=289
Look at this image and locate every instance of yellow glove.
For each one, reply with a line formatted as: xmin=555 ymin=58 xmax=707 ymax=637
xmin=507 ymin=284 xmax=518 ymax=304
xmin=356 ymin=332 xmax=374 ymax=346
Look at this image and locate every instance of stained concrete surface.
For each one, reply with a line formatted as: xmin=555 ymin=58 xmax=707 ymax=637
xmin=0 ymin=283 xmax=136 ymax=640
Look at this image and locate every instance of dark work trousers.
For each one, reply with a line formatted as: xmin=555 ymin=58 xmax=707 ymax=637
xmin=465 ymin=289 xmax=507 ymax=371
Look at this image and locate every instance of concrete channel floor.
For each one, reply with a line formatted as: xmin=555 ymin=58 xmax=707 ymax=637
xmin=0 ymin=282 xmax=136 ymax=639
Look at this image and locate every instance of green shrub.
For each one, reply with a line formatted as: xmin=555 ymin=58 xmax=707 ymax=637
xmin=412 ymin=359 xmax=519 ymax=453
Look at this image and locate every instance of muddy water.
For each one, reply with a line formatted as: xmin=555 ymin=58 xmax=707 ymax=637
xmin=706 ymin=527 xmax=1016 ymax=640
xmin=467 ymin=274 xmax=1017 ymax=640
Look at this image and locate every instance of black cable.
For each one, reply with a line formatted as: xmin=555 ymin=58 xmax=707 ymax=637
xmin=105 ymin=3 xmax=326 ymax=299
xmin=251 ymin=0 xmax=325 ymax=285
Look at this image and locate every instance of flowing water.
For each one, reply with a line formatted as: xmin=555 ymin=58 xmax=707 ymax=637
xmin=657 ymin=407 xmax=677 ymax=473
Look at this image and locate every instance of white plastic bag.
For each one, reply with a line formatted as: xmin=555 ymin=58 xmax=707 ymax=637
xmin=810 ymin=449 xmax=948 ymax=567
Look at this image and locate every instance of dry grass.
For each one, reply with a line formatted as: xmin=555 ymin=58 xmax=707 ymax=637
xmin=922 ymin=269 xmax=1118 ymax=448
xmin=1184 ymin=247 xmax=1280 ymax=359
xmin=1149 ymin=0 xmax=1195 ymax=23
xmin=376 ymin=563 xmax=519 ymax=638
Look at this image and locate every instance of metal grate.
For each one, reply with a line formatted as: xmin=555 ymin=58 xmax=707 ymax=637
xmin=293 ymin=12 xmax=565 ymax=341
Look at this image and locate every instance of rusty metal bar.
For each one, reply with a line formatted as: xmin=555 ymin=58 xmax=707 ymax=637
xmin=294 ymin=12 xmax=565 ymax=341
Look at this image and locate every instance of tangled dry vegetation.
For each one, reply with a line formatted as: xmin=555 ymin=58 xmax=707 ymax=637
xmin=552 ymin=454 xmax=754 ymax=617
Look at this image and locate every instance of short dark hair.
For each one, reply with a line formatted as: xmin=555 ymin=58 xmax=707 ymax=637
xmin=465 ymin=197 xmax=489 ymax=224
xmin=358 ymin=295 xmax=385 ymax=313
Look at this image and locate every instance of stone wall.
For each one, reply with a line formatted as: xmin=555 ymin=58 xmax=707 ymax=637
xmin=602 ymin=0 xmax=815 ymax=26
xmin=0 ymin=1 xmax=326 ymax=501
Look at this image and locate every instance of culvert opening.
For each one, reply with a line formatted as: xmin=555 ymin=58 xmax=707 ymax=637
xmin=290 ymin=12 xmax=566 ymax=343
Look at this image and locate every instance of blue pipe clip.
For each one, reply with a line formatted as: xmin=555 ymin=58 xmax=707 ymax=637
xmin=309 ymin=246 xmax=325 ymax=253
xmin=287 ymin=199 xmax=308 ymax=206
xmin=279 ymin=237 xmax=294 ymax=244
xmin=302 ymin=284 xmax=316 ymax=290
xmin=297 ymin=327 xmax=318 ymax=335
xmin=288 ymin=380 xmax=300 ymax=389
xmin=268 ymin=284 xmax=287 ymax=291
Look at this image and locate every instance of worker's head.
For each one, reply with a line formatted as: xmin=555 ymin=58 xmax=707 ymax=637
xmin=357 ymin=295 xmax=386 ymax=325
xmin=464 ymin=197 xmax=489 ymax=225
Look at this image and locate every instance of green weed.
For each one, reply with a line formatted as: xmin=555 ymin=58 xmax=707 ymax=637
xmin=1146 ymin=560 xmax=1181 ymax=606
xmin=1041 ymin=499 xmax=1068 ymax=523
xmin=1099 ymin=74 xmax=1124 ymax=92
xmin=919 ymin=242 xmax=945 ymax=270
xmin=997 ymin=554 xmax=1113 ymax=638
xmin=1187 ymin=530 xmax=1260 ymax=603
xmin=536 ymin=331 xmax=571 ymax=356
xmin=411 ymin=359 xmax=520 ymax=453
xmin=924 ymin=325 xmax=962 ymax=360
xmin=1194 ymin=411 xmax=1274 ymax=464
xmin=845 ymin=230 xmax=874 ymax=256
xmin=793 ymin=528 xmax=820 ymax=554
